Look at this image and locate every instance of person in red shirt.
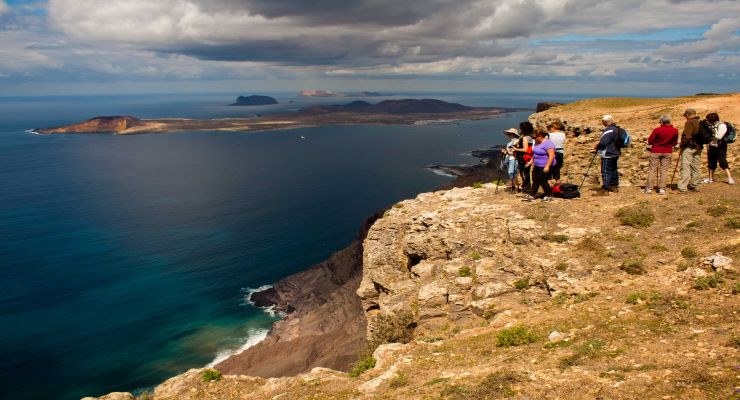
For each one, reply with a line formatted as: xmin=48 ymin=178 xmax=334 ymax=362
xmin=645 ymin=114 xmax=679 ymax=194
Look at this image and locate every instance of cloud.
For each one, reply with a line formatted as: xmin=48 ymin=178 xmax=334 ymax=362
xmin=658 ymin=17 xmax=740 ymax=59
xmin=0 ymin=1 xmax=8 ymax=16
xmin=0 ymin=0 xmax=738 ymax=94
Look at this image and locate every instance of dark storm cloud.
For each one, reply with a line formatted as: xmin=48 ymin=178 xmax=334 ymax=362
xmin=195 ymin=0 xmax=455 ymax=26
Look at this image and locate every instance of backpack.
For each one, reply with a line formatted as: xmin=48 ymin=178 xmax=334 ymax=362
xmin=552 ymin=183 xmax=580 ymax=199
xmin=723 ymin=121 xmax=736 ymax=144
xmin=518 ymin=136 xmax=533 ymax=162
xmin=614 ymin=126 xmax=631 ymax=148
xmin=695 ymin=120 xmax=714 ymax=146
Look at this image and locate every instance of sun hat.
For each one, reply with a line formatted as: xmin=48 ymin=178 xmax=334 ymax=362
xmin=602 ymin=114 xmax=614 ymax=121
xmin=503 ymin=128 xmax=520 ymax=137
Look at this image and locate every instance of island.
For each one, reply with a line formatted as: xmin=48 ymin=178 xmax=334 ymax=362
xmin=35 ymin=99 xmax=521 ymax=135
xmin=228 ymin=95 xmax=279 ymax=106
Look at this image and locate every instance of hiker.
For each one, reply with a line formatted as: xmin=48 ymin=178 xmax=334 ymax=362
xmin=677 ymin=108 xmax=702 ymax=193
xmin=500 ymin=128 xmax=520 ymax=193
xmin=644 ymin=114 xmax=678 ymax=194
xmin=514 ymin=121 xmax=534 ymax=191
xmin=546 ymin=121 xmax=566 ymax=184
xmin=523 ymin=129 xmax=556 ymax=202
xmin=702 ymin=112 xmax=735 ymax=185
xmin=593 ymin=115 xmax=621 ymax=193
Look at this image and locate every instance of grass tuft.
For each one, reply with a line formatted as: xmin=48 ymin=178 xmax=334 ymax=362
xmin=681 ymin=247 xmax=698 ymax=259
xmin=201 ymin=369 xmax=222 ymax=382
xmin=349 ymin=354 xmax=376 ymax=377
xmin=693 ymin=273 xmax=724 ymax=290
xmin=496 ymin=326 xmax=538 ymax=347
xmin=458 ymin=266 xmax=472 ymax=277
xmin=619 ymin=259 xmax=646 ymax=275
xmin=541 ymin=233 xmax=570 ymax=243
xmin=616 ymin=202 xmax=655 ymax=228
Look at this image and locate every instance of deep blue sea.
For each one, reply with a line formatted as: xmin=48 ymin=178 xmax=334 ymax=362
xmin=0 ymin=92 xmax=583 ymax=399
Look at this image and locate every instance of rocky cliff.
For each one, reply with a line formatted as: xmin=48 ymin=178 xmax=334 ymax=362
xmin=86 ymin=94 xmax=740 ymax=400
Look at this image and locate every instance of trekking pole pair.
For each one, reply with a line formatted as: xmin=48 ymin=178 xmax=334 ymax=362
xmin=579 ymin=151 xmax=599 ymax=190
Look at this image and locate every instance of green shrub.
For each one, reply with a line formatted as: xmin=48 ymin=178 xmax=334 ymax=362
xmin=495 ymin=326 xmax=538 ymax=347
xmin=513 ymin=277 xmax=531 ymax=291
xmin=472 ymin=182 xmax=483 ymax=189
xmin=458 ymin=266 xmax=472 ymax=277
xmin=706 ymin=204 xmax=728 ymax=217
xmin=201 ymin=369 xmax=222 ymax=382
xmin=725 ymin=217 xmax=740 ymax=229
xmin=368 ymin=311 xmax=415 ymax=350
xmin=542 ymin=234 xmax=569 ymax=243
xmin=573 ymin=292 xmax=598 ymax=303
xmin=349 ymin=354 xmax=376 ymax=377
xmin=552 ymin=292 xmax=568 ymax=305
xmin=469 ymin=251 xmax=482 ymax=260
xmin=733 ymin=282 xmax=740 ymax=295
xmin=693 ymin=274 xmax=724 ymax=290
xmin=440 ymin=372 xmax=522 ymax=399
xmin=681 ymin=247 xmax=698 ymax=259
xmin=650 ymin=244 xmax=668 ymax=252
xmin=619 ymin=259 xmax=646 ymax=275
xmin=555 ymin=261 xmax=568 ymax=271
xmin=388 ymin=372 xmax=409 ymax=388
xmin=616 ymin=203 xmax=655 ymax=228
xmin=626 ymin=292 xmax=646 ymax=305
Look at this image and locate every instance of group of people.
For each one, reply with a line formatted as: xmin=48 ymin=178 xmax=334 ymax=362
xmin=644 ymin=108 xmax=734 ymax=194
xmin=499 ymin=108 xmax=734 ymax=201
xmin=501 ymin=120 xmax=566 ymax=202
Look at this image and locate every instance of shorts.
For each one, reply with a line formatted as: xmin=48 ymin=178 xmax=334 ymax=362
xmin=506 ymin=158 xmax=518 ymax=179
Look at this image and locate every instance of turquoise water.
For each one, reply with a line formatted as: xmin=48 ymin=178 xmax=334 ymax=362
xmin=0 ymin=92 xmax=579 ymax=399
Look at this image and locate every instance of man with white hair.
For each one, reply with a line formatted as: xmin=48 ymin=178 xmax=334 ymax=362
xmin=593 ymin=114 xmax=621 ymax=193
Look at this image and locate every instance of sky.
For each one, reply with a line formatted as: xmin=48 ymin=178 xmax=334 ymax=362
xmin=1 ymin=0 xmax=739 ymax=96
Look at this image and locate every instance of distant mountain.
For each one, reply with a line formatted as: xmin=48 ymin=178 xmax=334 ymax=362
xmin=229 ymin=95 xmax=279 ymax=106
xmin=36 ymin=116 xmax=141 ymax=134
xmin=299 ymin=98 xmax=475 ymax=115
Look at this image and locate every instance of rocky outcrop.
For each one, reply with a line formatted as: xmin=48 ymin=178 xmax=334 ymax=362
xmin=536 ymin=102 xmax=563 ymax=112
xmin=36 ymin=116 xmax=141 ymax=134
xmin=228 ymin=95 xmax=278 ymax=106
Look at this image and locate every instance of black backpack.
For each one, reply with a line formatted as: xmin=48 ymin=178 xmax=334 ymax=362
xmin=695 ymin=120 xmax=714 ymax=145
xmin=614 ymin=126 xmax=631 ymax=148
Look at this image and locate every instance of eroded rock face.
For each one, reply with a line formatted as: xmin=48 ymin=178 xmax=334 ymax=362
xmin=357 ymin=185 xmax=566 ymax=337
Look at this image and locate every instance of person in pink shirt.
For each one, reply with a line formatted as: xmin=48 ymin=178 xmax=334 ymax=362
xmin=645 ymin=114 xmax=678 ymax=194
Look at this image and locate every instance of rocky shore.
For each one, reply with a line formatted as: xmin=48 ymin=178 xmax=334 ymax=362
xmin=86 ymin=93 xmax=739 ymax=400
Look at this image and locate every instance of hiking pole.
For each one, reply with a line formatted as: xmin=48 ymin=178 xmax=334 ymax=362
xmin=670 ymin=149 xmax=681 ymax=187
xmin=579 ymin=151 xmax=599 ymax=190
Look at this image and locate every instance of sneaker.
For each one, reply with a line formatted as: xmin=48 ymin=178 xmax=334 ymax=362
xmin=729 ymin=178 xmax=736 ymax=185
xmin=701 ymin=178 xmax=712 ymax=184
xmin=522 ymin=195 xmax=535 ymax=202
xmin=688 ymin=185 xmax=700 ymax=192
xmin=541 ymin=196 xmax=553 ymax=202
xmin=657 ymin=189 xmax=666 ymax=195
xmin=642 ymin=188 xmax=652 ymax=194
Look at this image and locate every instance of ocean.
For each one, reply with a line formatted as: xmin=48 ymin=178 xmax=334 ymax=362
xmin=0 ymin=92 xmax=583 ymax=399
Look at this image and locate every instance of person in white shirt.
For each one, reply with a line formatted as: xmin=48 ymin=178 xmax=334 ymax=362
xmin=703 ymin=112 xmax=735 ymax=185
xmin=501 ymin=128 xmax=520 ymax=193
xmin=546 ymin=121 xmax=566 ymax=184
